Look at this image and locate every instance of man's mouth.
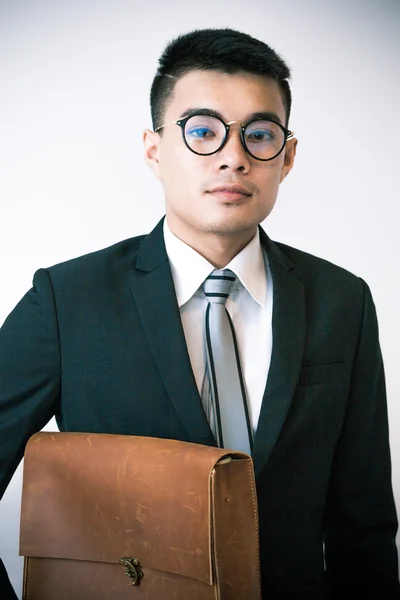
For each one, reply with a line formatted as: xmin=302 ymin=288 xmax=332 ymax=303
xmin=207 ymin=184 xmax=253 ymax=202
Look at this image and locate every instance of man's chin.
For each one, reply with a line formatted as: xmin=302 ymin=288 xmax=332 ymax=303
xmin=205 ymin=218 xmax=260 ymax=237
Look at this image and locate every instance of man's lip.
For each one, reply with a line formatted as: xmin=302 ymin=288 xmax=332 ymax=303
xmin=207 ymin=185 xmax=252 ymax=196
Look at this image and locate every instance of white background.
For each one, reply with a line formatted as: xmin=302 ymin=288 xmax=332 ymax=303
xmin=0 ymin=0 xmax=399 ymax=596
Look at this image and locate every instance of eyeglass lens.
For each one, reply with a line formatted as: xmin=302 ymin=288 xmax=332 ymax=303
xmin=183 ymin=115 xmax=286 ymax=160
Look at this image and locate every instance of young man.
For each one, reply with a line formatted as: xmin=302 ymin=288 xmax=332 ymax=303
xmin=0 ymin=29 xmax=399 ymax=599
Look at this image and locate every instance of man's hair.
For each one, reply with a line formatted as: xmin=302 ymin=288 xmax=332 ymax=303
xmin=150 ymin=28 xmax=292 ymax=130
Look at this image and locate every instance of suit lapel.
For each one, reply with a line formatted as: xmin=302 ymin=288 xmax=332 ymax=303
xmin=252 ymin=230 xmax=306 ymax=477
xmin=128 ymin=219 xmax=216 ymax=447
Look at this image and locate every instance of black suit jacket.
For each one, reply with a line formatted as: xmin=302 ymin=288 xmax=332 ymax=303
xmin=0 ymin=219 xmax=399 ymax=599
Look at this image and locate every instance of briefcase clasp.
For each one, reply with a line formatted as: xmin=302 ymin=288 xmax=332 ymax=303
xmin=119 ymin=557 xmax=144 ymax=586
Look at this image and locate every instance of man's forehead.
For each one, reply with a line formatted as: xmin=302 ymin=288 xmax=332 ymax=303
xmin=165 ymin=69 xmax=287 ymax=122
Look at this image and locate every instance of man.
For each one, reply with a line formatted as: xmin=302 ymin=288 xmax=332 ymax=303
xmin=0 ymin=28 xmax=399 ymax=599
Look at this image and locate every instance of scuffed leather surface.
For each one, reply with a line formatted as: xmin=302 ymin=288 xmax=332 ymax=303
xmin=212 ymin=459 xmax=261 ymax=599
xmin=23 ymin=557 xmax=218 ymax=599
xmin=20 ymin=432 xmax=261 ymax=599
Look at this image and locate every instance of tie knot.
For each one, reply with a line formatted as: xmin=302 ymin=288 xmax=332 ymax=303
xmin=203 ymin=269 xmax=237 ymax=305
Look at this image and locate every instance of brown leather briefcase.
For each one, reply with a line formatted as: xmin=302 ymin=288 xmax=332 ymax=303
xmin=19 ymin=432 xmax=261 ymax=599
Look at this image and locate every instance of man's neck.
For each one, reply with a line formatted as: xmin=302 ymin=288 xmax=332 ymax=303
xmin=166 ymin=220 xmax=257 ymax=269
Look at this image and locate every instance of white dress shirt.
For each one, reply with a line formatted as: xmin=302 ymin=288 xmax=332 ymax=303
xmin=163 ymin=219 xmax=273 ymax=434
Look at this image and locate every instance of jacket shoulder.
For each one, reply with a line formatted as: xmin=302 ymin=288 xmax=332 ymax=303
xmin=45 ymin=235 xmax=146 ymax=280
xmin=272 ymin=240 xmax=363 ymax=286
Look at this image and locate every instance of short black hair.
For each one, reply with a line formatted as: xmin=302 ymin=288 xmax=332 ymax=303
xmin=150 ymin=28 xmax=292 ymax=130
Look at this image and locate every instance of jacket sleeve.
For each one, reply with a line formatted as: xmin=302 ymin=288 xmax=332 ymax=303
xmin=324 ymin=279 xmax=400 ymax=598
xmin=0 ymin=269 xmax=61 ymax=597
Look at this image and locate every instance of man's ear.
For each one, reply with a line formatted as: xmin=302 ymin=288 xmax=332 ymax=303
xmin=280 ymin=137 xmax=297 ymax=183
xmin=143 ymin=129 xmax=161 ymax=179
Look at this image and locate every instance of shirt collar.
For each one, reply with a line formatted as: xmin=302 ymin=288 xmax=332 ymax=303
xmin=163 ymin=219 xmax=267 ymax=308
xmin=225 ymin=230 xmax=267 ymax=307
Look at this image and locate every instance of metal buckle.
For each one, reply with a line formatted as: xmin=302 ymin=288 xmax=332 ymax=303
xmin=119 ymin=557 xmax=144 ymax=586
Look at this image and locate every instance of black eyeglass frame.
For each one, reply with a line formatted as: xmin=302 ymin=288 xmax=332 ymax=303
xmin=155 ymin=113 xmax=294 ymax=162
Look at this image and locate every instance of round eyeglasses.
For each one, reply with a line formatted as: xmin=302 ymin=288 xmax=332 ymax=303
xmin=155 ymin=113 xmax=294 ymax=161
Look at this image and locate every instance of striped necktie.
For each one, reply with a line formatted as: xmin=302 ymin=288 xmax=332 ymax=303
xmin=202 ymin=269 xmax=252 ymax=454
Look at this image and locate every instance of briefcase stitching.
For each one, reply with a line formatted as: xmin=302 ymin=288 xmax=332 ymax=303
xmin=23 ymin=556 xmax=30 ymax=600
xmin=247 ymin=461 xmax=262 ymax=598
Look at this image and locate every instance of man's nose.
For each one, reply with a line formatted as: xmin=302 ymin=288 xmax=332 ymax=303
xmin=214 ymin=128 xmax=251 ymax=172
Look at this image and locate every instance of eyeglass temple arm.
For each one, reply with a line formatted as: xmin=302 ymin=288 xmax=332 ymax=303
xmin=154 ymin=120 xmax=180 ymax=133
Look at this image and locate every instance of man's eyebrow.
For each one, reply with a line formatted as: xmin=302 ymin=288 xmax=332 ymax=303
xmin=178 ymin=108 xmax=223 ymax=120
xmin=178 ymin=108 xmax=284 ymax=125
xmin=246 ymin=111 xmax=283 ymax=125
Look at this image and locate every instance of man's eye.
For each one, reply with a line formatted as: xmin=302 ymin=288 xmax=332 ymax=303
xmin=246 ymin=129 xmax=275 ymax=143
xmin=187 ymin=127 xmax=215 ymax=139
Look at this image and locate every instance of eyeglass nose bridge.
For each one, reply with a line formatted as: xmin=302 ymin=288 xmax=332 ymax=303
xmin=217 ymin=120 xmax=249 ymax=157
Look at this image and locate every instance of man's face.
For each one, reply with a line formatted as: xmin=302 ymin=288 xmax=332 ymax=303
xmin=144 ymin=70 xmax=296 ymax=248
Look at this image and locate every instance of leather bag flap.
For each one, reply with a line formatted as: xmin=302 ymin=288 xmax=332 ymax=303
xmin=19 ymin=432 xmax=248 ymax=585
